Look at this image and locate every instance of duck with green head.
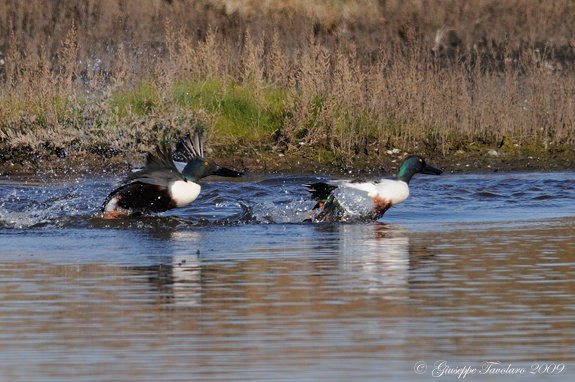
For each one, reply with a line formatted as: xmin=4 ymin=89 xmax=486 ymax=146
xmin=101 ymin=132 xmax=242 ymax=218
xmin=304 ymin=155 xmax=443 ymax=222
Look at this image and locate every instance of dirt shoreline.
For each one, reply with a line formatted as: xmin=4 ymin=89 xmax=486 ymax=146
xmin=1 ymin=144 xmax=574 ymax=179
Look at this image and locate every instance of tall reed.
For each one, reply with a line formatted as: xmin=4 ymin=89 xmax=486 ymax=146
xmin=1 ymin=0 xmax=575 ymax=163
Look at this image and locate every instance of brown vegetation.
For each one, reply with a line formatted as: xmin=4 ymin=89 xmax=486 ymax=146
xmin=1 ymin=0 xmax=575 ymax=174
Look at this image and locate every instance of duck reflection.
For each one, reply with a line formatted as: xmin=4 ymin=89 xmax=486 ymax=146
xmin=170 ymin=254 xmax=203 ymax=306
xmin=129 ymin=230 xmax=205 ymax=306
xmin=128 ymin=222 xmax=437 ymax=307
xmin=312 ymin=223 xmax=412 ymax=298
xmin=133 ymin=254 xmax=203 ymax=306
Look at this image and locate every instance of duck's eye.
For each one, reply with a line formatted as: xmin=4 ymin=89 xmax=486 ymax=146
xmin=419 ymin=159 xmax=423 ymax=162
xmin=204 ymin=161 xmax=209 ymax=166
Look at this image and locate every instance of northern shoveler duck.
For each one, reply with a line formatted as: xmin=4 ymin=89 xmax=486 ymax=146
xmin=304 ymin=155 xmax=443 ymax=222
xmin=101 ymin=132 xmax=243 ymax=218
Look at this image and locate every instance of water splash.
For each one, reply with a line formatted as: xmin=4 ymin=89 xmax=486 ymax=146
xmin=2 ymin=172 xmax=575 ymax=230
xmin=0 ymin=176 xmax=105 ymax=229
xmin=331 ymin=187 xmax=377 ymax=220
xmin=248 ymin=198 xmax=316 ymax=223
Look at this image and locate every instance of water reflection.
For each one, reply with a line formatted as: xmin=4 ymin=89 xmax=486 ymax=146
xmin=133 ymin=254 xmax=203 ymax=306
xmin=131 ymin=223 xmax=416 ymax=307
xmin=1 ymin=217 xmax=575 ymax=380
xmin=2 ymin=173 xmax=575 ymax=380
xmin=405 ymin=217 xmax=575 ymax=361
xmin=313 ymin=224 xmax=412 ymax=298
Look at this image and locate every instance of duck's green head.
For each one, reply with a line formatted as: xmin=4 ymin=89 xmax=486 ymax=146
xmin=182 ymin=158 xmax=243 ymax=182
xmin=397 ymin=155 xmax=443 ymax=184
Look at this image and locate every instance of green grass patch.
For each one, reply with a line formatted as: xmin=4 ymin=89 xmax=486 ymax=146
xmin=172 ymin=77 xmax=286 ymax=143
xmin=110 ymin=80 xmax=160 ymax=117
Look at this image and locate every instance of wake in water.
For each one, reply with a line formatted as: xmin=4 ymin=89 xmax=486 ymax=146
xmin=0 ymin=175 xmax=319 ymax=229
xmin=2 ymin=172 xmax=575 ymax=229
xmin=0 ymin=178 xmax=95 ymax=229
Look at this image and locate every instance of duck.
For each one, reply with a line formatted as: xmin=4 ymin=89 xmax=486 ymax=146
xmin=304 ymin=155 xmax=443 ymax=222
xmin=101 ymin=131 xmax=243 ymax=218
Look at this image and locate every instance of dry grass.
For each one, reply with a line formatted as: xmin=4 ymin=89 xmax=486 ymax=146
xmin=1 ymin=0 xmax=575 ymax=166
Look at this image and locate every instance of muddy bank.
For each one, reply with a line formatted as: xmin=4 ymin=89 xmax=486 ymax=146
xmin=1 ymin=143 xmax=574 ymax=179
xmin=231 ymin=149 xmax=575 ymax=176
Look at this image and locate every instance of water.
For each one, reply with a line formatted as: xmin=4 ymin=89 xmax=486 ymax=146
xmin=1 ymin=171 xmax=575 ymax=381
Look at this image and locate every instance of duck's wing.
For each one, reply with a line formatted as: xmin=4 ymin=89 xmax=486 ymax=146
xmin=303 ymin=180 xmax=349 ymax=221
xmin=173 ymin=129 xmax=204 ymax=163
xmin=304 ymin=181 xmax=339 ymax=203
xmin=124 ymin=145 xmax=184 ymax=188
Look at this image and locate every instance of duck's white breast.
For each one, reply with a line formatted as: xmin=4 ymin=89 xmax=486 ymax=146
xmin=170 ymin=180 xmax=201 ymax=207
xmin=349 ymin=179 xmax=409 ymax=206
xmin=373 ymin=179 xmax=409 ymax=206
xmin=102 ymin=197 xmax=119 ymax=213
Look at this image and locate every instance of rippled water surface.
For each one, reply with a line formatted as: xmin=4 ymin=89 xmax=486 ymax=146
xmin=1 ymin=171 xmax=575 ymax=381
